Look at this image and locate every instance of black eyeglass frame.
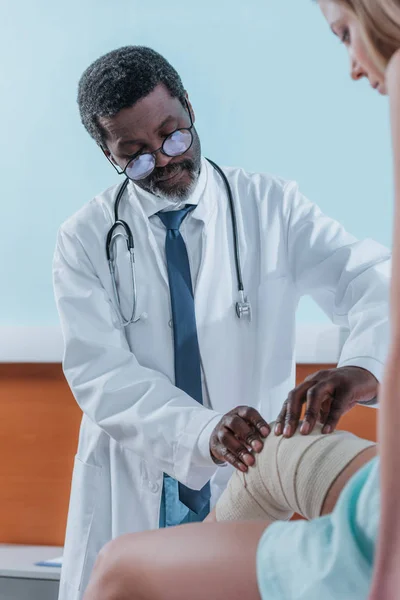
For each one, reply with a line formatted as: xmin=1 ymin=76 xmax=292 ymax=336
xmin=103 ymin=98 xmax=194 ymax=180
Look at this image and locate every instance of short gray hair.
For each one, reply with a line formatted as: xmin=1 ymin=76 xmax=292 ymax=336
xmin=77 ymin=46 xmax=186 ymax=145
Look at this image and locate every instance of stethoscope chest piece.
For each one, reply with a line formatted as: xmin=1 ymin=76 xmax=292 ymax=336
xmin=236 ymin=291 xmax=252 ymax=321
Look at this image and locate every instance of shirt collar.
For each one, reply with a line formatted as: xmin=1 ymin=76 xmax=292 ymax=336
xmin=128 ymin=157 xmax=209 ymax=218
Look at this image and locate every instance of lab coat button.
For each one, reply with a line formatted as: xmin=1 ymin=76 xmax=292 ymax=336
xmin=168 ymin=319 xmax=173 ymax=328
xmin=148 ymin=481 xmax=160 ymax=493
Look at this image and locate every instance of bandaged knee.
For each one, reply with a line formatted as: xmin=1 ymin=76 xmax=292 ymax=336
xmin=215 ymin=423 xmax=375 ymax=522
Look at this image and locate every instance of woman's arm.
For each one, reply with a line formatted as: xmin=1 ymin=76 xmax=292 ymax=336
xmin=387 ymin=50 xmax=400 ymax=339
xmin=369 ymin=49 xmax=400 ymax=600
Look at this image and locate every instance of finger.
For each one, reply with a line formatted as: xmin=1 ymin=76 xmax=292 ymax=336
xmin=236 ymin=406 xmax=270 ymax=438
xmin=284 ymin=380 xmax=314 ymax=437
xmin=221 ymin=449 xmax=249 ymax=472
xmin=274 ymin=402 xmax=288 ymax=436
xmin=217 ymin=428 xmax=255 ymax=468
xmin=304 ymin=369 xmax=330 ymax=383
xmin=322 ymin=397 xmax=349 ymax=433
xmin=318 ymin=401 xmax=331 ymax=427
xmin=224 ymin=415 xmax=265 ymax=453
xmin=318 ymin=390 xmax=335 ymax=425
xmin=300 ymin=382 xmax=333 ymax=435
xmin=212 ymin=440 xmax=249 ymax=471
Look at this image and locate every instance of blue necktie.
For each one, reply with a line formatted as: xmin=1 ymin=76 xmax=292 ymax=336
xmin=158 ymin=205 xmax=211 ymax=514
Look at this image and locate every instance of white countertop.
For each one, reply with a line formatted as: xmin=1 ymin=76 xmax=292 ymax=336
xmin=0 ymin=545 xmax=63 ymax=580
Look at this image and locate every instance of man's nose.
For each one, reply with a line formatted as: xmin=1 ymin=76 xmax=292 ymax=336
xmin=154 ymin=148 xmax=174 ymax=169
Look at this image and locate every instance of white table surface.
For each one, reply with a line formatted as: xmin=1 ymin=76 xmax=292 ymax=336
xmin=0 ymin=545 xmax=63 ymax=580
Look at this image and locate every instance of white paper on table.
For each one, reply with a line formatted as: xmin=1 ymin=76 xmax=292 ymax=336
xmin=35 ymin=555 xmax=63 ymax=567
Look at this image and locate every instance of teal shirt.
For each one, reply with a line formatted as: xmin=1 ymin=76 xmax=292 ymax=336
xmin=159 ymin=474 xmax=209 ymax=527
xmin=257 ymin=457 xmax=380 ymax=599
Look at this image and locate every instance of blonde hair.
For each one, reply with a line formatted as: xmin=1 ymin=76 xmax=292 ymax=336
xmin=337 ymin=0 xmax=400 ymax=71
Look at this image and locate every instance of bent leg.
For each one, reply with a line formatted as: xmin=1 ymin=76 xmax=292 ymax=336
xmin=321 ymin=444 xmax=376 ymax=514
xmin=83 ymin=521 xmax=269 ymax=600
xmin=216 ymin=423 xmax=376 ymax=522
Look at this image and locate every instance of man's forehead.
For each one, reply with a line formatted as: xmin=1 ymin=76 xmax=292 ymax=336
xmin=118 ymin=115 xmax=177 ymax=147
xmin=100 ymin=93 xmax=184 ymax=145
xmin=101 ymin=110 xmax=176 ymax=138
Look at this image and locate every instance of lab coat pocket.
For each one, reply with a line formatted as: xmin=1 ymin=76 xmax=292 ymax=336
xmin=62 ymin=456 xmax=102 ymax=592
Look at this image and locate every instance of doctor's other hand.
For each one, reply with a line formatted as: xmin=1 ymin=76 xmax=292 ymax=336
xmin=209 ymin=406 xmax=270 ymax=472
xmin=274 ymin=366 xmax=378 ymax=438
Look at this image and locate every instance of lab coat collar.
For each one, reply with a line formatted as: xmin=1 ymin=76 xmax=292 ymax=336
xmin=128 ymin=157 xmax=209 ymax=218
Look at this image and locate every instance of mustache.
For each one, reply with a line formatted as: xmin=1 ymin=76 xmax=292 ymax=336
xmin=147 ymin=159 xmax=195 ymax=185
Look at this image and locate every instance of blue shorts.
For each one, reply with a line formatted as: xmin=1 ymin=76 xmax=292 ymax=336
xmin=257 ymin=457 xmax=379 ymax=599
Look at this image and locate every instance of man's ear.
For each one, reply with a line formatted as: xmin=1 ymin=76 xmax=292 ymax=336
xmin=184 ymin=91 xmax=195 ymax=124
xmin=100 ymin=144 xmax=122 ymax=174
xmin=100 ymin=144 xmax=118 ymax=166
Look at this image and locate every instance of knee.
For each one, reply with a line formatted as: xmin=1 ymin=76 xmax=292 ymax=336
xmin=83 ymin=538 xmax=133 ymax=600
xmin=243 ymin=422 xmax=375 ymax=520
xmin=216 ymin=422 xmax=375 ymax=524
xmin=268 ymin=423 xmax=375 ymax=519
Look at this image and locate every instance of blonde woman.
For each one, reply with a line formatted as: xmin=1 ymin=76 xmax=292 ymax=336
xmin=82 ymin=2 xmax=400 ymax=599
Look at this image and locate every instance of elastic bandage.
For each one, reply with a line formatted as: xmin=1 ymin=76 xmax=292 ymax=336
xmin=215 ymin=423 xmax=375 ymax=522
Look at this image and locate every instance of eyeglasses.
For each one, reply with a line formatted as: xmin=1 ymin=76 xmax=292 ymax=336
xmin=106 ymin=99 xmax=194 ymax=181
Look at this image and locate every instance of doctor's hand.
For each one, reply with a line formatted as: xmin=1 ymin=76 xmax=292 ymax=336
xmin=274 ymin=366 xmax=378 ymax=438
xmin=209 ymin=406 xmax=270 ymax=472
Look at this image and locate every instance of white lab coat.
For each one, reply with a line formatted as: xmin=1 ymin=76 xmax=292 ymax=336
xmin=53 ymin=159 xmax=390 ymax=600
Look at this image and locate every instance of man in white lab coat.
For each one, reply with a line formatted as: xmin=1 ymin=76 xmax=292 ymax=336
xmin=53 ymin=46 xmax=389 ymax=600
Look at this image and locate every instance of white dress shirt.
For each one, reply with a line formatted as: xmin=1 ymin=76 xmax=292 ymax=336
xmin=132 ymin=162 xmax=213 ymax=409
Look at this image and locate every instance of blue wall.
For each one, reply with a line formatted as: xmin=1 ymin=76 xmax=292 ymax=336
xmin=0 ymin=0 xmax=392 ymax=326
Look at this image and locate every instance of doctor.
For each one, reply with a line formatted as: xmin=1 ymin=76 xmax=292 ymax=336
xmin=53 ymin=45 xmax=389 ymax=600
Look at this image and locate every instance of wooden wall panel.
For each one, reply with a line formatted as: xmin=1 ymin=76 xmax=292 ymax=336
xmin=0 ymin=363 xmax=377 ymax=546
xmin=0 ymin=364 xmax=80 ymax=546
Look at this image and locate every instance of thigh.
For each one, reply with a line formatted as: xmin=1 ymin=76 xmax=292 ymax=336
xmin=321 ymin=445 xmax=377 ymax=515
xmin=89 ymin=521 xmax=269 ymax=600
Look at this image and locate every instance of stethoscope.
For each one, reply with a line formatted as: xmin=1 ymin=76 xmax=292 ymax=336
xmin=106 ymin=158 xmax=252 ymax=326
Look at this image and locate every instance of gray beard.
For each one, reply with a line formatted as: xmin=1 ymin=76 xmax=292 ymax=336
xmin=154 ymin=176 xmax=198 ymax=206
